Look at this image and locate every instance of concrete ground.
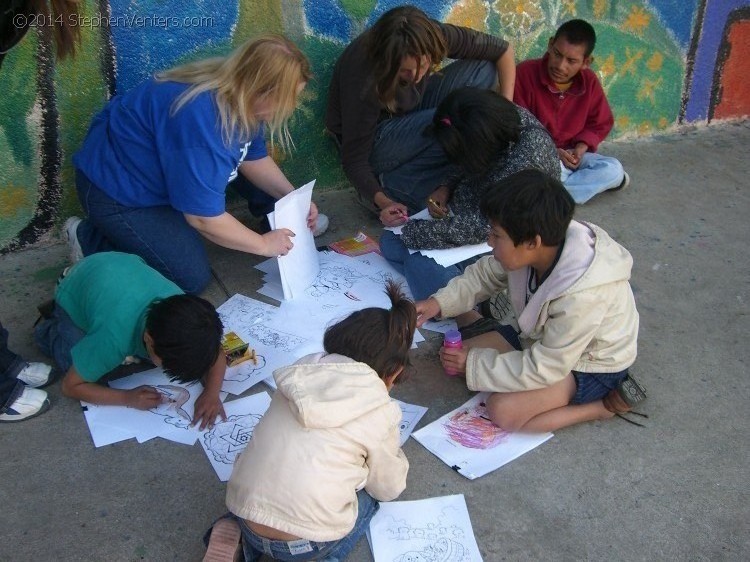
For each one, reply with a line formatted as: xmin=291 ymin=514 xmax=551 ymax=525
xmin=1 ymin=121 xmax=749 ymax=561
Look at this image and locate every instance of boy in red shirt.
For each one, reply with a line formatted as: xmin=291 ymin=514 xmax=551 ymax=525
xmin=514 ymin=19 xmax=629 ymax=203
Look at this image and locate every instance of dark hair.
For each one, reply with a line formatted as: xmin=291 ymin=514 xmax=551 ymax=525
xmin=146 ymin=295 xmax=223 ymax=384
xmin=324 ymin=280 xmax=416 ymax=381
xmin=480 ymin=169 xmax=575 ymax=246
xmin=554 ymin=19 xmax=597 ymax=57
xmin=367 ymin=6 xmax=447 ymax=112
xmin=431 ymin=87 xmax=521 ymax=175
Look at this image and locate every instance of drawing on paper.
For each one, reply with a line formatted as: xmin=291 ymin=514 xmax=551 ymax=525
xmin=308 ymin=264 xmax=368 ymax=298
xmin=150 ymin=385 xmax=192 ymax=428
xmin=217 ymin=294 xmax=278 ymax=334
xmin=443 ymin=401 xmax=509 ymax=449
xmin=203 ymin=413 xmax=264 ymax=464
xmin=246 ymin=325 xmax=305 ymax=352
xmin=394 ymin=537 xmax=468 ymax=562
xmin=224 ymin=353 xmax=268 ymax=382
xmin=380 ymin=505 xmax=473 ymax=562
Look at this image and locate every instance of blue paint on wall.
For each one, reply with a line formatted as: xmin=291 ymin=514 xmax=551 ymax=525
xmin=647 ymin=0 xmax=700 ymax=49
xmin=302 ymin=0 xmax=353 ymax=42
xmin=368 ymin=0 xmax=445 ymax=24
xmin=685 ymin=0 xmax=750 ymax=121
xmin=110 ymin=0 xmax=238 ymax=93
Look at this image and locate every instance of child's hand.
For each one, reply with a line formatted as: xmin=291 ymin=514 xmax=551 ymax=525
xmin=558 ymin=148 xmax=579 ymax=170
xmin=306 ymin=202 xmax=319 ymax=230
xmin=193 ymin=390 xmax=226 ymax=430
xmin=262 ymin=228 xmax=295 ymax=257
xmin=427 ymin=185 xmax=450 ymax=218
xmin=380 ymin=202 xmax=409 ymax=227
xmin=125 ymin=385 xmax=164 ymax=410
xmin=439 ymin=345 xmax=468 ymax=376
xmin=415 ymin=297 xmax=441 ymax=327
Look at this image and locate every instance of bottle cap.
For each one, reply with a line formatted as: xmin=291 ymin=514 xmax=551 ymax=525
xmin=444 ymin=329 xmax=462 ymax=344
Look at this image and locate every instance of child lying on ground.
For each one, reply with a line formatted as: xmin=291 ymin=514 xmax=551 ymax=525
xmin=416 ymin=169 xmax=644 ymax=433
xmin=203 ymin=280 xmax=415 ymax=562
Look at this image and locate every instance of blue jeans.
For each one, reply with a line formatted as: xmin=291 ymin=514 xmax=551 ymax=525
xmin=228 ymin=173 xmax=277 ymax=218
xmin=379 ymin=230 xmax=485 ymax=301
xmin=560 ymin=153 xmax=625 ymax=204
xmin=208 ymin=489 xmax=378 ymax=562
xmin=0 ymin=321 xmax=25 ymax=413
xmin=371 ymin=59 xmax=497 ymax=213
xmin=74 ymin=170 xmax=212 ymax=294
xmin=34 ymin=304 xmax=86 ymax=375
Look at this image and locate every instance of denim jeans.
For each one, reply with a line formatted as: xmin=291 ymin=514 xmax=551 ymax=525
xmin=560 ymin=153 xmax=625 ymax=204
xmin=0 ymin=321 xmax=25 ymax=413
xmin=74 ymin=170 xmax=212 ymax=294
xmin=379 ymin=230 xmax=485 ymax=301
xmin=34 ymin=304 xmax=86 ymax=375
xmin=371 ymin=59 xmax=497 ymax=213
xmin=209 ymin=489 xmax=379 ymax=562
xmin=228 ymin=173 xmax=277 ymax=218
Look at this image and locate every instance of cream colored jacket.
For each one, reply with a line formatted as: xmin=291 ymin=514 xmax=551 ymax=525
xmin=226 ymin=352 xmax=408 ymax=542
xmin=433 ymin=221 xmax=639 ymax=392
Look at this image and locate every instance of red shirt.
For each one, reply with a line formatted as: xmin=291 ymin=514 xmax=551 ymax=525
xmin=513 ymin=53 xmax=613 ymax=152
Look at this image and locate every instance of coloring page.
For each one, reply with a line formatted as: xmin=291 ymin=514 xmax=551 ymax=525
xmin=369 ymin=494 xmax=483 ymax=562
xmin=393 ymin=399 xmax=428 ymax=446
xmin=103 ymin=367 xmax=222 ymax=445
xmin=412 ymin=393 xmax=552 ymax=479
xmin=200 ymin=392 xmax=272 ymax=481
xmin=216 ymin=293 xmax=309 ymax=395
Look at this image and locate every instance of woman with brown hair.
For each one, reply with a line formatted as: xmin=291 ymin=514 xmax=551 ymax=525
xmin=326 ymin=5 xmax=515 ymax=226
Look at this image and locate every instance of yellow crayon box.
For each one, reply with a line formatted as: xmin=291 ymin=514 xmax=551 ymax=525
xmin=221 ymin=331 xmax=257 ymax=367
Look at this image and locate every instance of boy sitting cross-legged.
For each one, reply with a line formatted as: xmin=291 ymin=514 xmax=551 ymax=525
xmin=514 ymin=19 xmax=629 ymax=204
xmin=416 ymin=169 xmax=644 ymax=432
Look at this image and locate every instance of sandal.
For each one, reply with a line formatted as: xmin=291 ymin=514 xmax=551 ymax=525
xmin=203 ymin=517 xmax=242 ymax=562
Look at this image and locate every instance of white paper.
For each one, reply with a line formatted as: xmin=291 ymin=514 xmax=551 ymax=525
xmin=216 ymin=294 xmax=309 ymax=395
xmin=394 ymin=399 xmax=428 ymax=445
xmin=369 ymin=494 xmax=483 ymax=562
xmin=269 ymin=180 xmax=320 ymax=300
xmin=384 ymin=208 xmax=491 ymax=267
xmin=412 ymin=393 xmax=552 ymax=479
xmin=199 ymin=392 xmax=272 ymax=481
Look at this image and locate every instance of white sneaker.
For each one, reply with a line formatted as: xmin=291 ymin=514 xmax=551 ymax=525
xmin=64 ymin=216 xmax=84 ymax=263
xmin=0 ymin=387 xmax=50 ymax=423
xmin=312 ymin=213 xmax=329 ymax=237
xmin=16 ymin=362 xmax=53 ymax=388
xmin=608 ymin=171 xmax=630 ymax=192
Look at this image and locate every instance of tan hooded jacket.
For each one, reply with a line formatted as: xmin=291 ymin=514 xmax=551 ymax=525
xmin=226 ymin=352 xmax=408 ymax=541
xmin=433 ymin=221 xmax=639 ymax=392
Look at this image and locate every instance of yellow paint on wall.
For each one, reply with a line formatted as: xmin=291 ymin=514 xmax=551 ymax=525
xmin=622 ymin=48 xmax=644 ymax=77
xmin=637 ymin=76 xmax=663 ymax=105
xmin=446 ymin=0 xmax=488 ymax=30
xmin=623 ymin=6 xmax=651 ymax=36
xmin=646 ymin=52 xmax=664 ymax=73
xmin=0 ymin=184 xmax=33 ymax=214
xmin=616 ymin=116 xmax=630 ymax=128
xmin=598 ymin=53 xmax=616 ymax=79
xmin=562 ymin=0 xmax=577 ymax=17
xmin=494 ymin=0 xmax=543 ymax=35
xmin=593 ymin=0 xmax=608 ymax=20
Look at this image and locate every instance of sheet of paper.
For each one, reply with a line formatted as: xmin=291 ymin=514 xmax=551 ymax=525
xmin=216 ymin=294 xmax=309 ymax=395
xmin=412 ymin=393 xmax=552 ymax=480
xmin=383 ymin=208 xmax=491 ymax=267
xmin=421 ymin=317 xmax=458 ymax=334
xmin=82 ymin=402 xmax=137 ymax=447
xmin=199 ymin=392 xmax=272 ymax=481
xmin=106 ymin=368 xmax=217 ymax=444
xmin=393 ymin=399 xmax=428 ymax=446
xmin=369 ymin=494 xmax=483 ymax=562
xmin=269 ymin=180 xmax=320 ymax=300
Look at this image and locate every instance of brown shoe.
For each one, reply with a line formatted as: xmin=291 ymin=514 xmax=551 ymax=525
xmin=203 ymin=517 xmax=242 ymax=562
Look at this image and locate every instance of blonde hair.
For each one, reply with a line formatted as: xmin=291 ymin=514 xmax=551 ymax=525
xmin=157 ymin=35 xmax=311 ymax=149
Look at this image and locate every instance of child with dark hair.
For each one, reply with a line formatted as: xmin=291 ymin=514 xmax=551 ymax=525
xmin=204 ymin=281 xmax=415 ymax=561
xmin=34 ymin=252 xmax=225 ymax=429
xmin=514 ymin=19 xmax=629 ymax=203
xmin=326 ymin=5 xmax=515 ymax=225
xmin=416 ymin=170 xmax=643 ymax=432
xmin=379 ymin=87 xmax=559 ymax=301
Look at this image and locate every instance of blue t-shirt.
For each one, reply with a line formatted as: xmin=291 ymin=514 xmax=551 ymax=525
xmin=72 ymin=79 xmax=267 ymax=217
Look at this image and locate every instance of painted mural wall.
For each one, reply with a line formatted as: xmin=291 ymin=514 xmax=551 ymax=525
xmin=1 ymin=0 xmax=748 ymax=251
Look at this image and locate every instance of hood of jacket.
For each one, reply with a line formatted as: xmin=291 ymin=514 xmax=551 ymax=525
xmin=510 ymin=221 xmax=633 ymax=334
xmin=273 ymin=352 xmax=392 ymax=429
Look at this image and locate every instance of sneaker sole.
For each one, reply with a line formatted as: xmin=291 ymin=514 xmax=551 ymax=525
xmin=203 ymin=518 xmax=241 ymax=562
xmin=0 ymin=398 xmax=50 ymax=423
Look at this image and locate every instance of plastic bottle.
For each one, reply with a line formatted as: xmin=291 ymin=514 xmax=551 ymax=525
xmin=443 ymin=329 xmax=463 ymax=376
